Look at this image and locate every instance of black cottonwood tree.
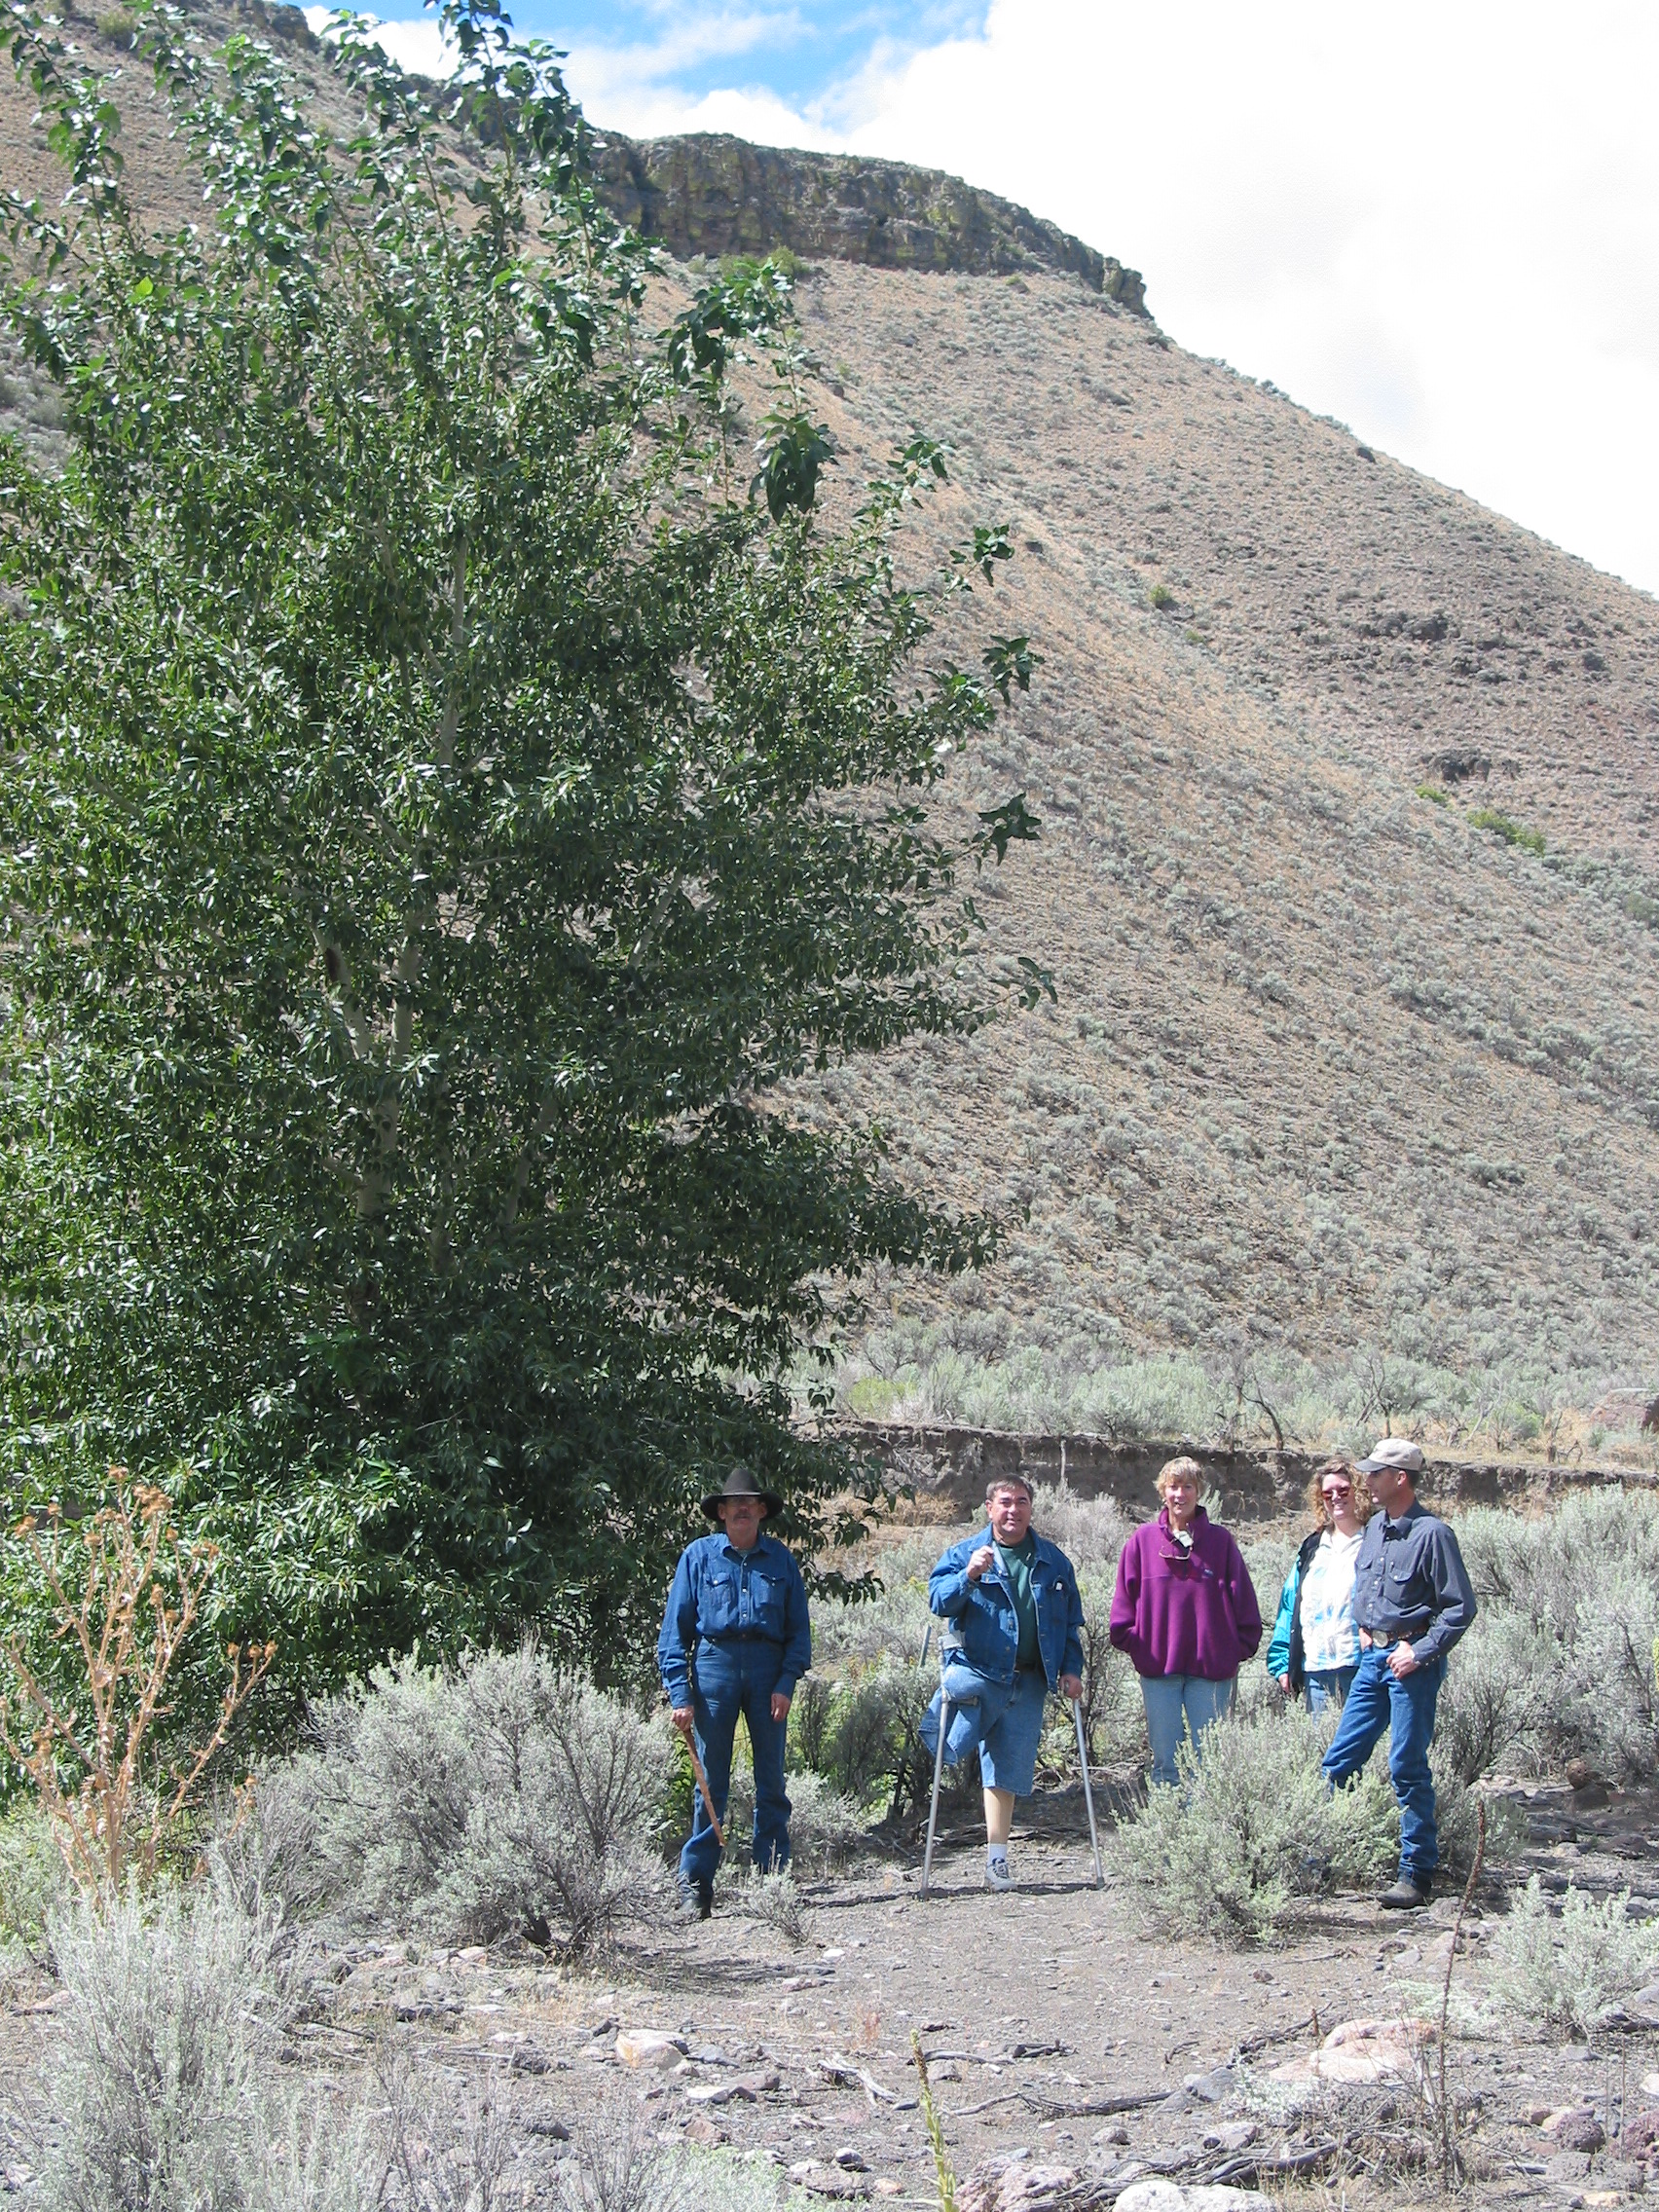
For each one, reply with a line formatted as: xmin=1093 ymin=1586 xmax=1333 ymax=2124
xmin=0 ymin=0 xmax=1047 ymax=1705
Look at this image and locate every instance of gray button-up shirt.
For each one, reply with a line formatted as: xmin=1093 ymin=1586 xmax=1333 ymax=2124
xmin=1350 ymin=1500 xmax=1476 ymax=1664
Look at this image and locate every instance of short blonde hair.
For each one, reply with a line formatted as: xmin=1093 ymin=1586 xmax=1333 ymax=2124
xmin=1155 ymin=1455 xmax=1204 ymax=1500
xmin=1306 ymin=1457 xmax=1374 ymax=1532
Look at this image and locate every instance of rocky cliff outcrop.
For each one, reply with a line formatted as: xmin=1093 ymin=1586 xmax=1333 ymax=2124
xmin=592 ymin=132 xmax=1148 ymax=312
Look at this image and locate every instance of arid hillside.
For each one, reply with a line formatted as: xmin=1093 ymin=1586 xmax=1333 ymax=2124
xmin=777 ymin=250 xmax=1659 ymax=1446
xmin=4 ymin=3 xmax=1656 ymax=1448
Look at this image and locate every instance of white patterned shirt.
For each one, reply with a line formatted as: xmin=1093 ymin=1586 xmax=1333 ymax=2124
xmin=1301 ymin=1529 xmax=1363 ymax=1673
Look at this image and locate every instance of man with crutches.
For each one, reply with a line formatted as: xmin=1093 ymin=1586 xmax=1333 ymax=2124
xmin=657 ymin=1466 xmax=812 ymax=1920
xmin=921 ymin=1476 xmax=1091 ymax=1891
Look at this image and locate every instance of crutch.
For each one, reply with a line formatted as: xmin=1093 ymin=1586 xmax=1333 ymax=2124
xmin=919 ymin=1629 xmax=958 ymax=1899
xmin=1071 ymin=1692 xmax=1103 ymax=1889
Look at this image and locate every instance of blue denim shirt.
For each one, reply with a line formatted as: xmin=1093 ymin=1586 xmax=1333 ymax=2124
xmin=656 ymin=1530 xmax=812 ymax=1707
xmin=1349 ymin=1501 xmax=1476 ymax=1664
xmin=928 ymin=1526 xmax=1086 ymax=1689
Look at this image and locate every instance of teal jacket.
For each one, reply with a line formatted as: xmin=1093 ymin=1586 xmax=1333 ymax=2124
xmin=1265 ymin=1529 xmax=1323 ymax=1691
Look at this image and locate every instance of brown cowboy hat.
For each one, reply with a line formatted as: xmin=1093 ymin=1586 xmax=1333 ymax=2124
xmin=701 ymin=1464 xmax=785 ymax=1521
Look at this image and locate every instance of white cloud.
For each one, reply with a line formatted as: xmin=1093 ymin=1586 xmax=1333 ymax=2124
xmin=302 ymin=7 xmax=456 ymax=79
xmin=548 ymin=0 xmax=1659 ymax=597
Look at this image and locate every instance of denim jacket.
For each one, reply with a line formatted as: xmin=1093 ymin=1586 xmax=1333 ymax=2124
xmin=928 ymin=1527 xmax=1086 ymax=1689
xmin=656 ymin=1531 xmax=812 ymax=1708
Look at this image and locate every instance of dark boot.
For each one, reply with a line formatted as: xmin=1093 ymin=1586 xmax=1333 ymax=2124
xmin=1378 ymin=1874 xmax=1431 ymax=1910
xmin=676 ymin=1871 xmax=713 ymax=1921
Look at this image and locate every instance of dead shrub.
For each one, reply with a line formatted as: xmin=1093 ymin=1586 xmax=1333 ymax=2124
xmin=0 ymin=1471 xmax=273 ymax=1894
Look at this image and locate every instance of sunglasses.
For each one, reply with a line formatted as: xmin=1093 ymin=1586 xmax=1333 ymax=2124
xmin=1321 ymin=1484 xmax=1351 ymax=1500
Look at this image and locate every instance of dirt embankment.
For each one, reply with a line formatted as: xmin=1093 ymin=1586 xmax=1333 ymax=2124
xmin=834 ymin=1419 xmax=1659 ymax=1527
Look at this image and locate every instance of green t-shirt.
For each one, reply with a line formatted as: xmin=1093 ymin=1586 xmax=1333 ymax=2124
xmin=995 ymin=1532 xmax=1041 ymax=1670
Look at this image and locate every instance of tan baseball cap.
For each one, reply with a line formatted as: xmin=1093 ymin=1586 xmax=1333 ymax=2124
xmin=1356 ymin=1438 xmax=1425 ymax=1475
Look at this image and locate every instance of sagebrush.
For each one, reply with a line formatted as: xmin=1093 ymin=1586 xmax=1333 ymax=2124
xmin=254 ymin=1647 xmax=673 ymax=1953
xmin=1109 ymin=1704 xmax=1398 ymax=1944
xmin=1486 ymin=1877 xmax=1659 ymax=2038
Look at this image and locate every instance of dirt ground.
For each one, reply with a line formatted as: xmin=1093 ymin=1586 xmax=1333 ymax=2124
xmin=4 ymin=1781 xmax=1655 ymax=2208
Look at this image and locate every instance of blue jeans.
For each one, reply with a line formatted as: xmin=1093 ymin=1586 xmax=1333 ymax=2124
xmin=1140 ymin=1674 xmax=1235 ymax=1788
xmin=680 ymin=1643 xmax=790 ymax=1888
xmin=1305 ymin=1665 xmax=1357 ymax=1716
xmin=1322 ymin=1647 xmax=1445 ymax=1882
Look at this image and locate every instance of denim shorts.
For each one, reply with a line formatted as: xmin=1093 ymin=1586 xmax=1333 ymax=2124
xmin=921 ymin=1665 xmax=1051 ymax=1796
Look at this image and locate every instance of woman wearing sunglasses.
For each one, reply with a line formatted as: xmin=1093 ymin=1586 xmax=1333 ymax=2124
xmin=1266 ymin=1458 xmax=1374 ymax=1714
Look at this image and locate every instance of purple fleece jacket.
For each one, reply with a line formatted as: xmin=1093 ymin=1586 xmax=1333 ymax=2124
xmin=1109 ymin=1507 xmax=1263 ymax=1681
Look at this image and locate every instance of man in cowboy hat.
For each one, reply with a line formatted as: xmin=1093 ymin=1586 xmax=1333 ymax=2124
xmin=1322 ymin=1437 xmax=1476 ymax=1909
xmin=656 ymin=1465 xmax=812 ymax=1919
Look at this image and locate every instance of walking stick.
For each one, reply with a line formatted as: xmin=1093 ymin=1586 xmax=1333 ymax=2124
xmin=1072 ymin=1694 xmax=1103 ymax=1889
xmin=919 ymin=1683 xmax=951 ymax=1899
xmin=675 ymin=1713 xmax=724 ymax=1850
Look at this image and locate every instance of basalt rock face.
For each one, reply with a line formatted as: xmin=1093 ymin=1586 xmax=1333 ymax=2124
xmin=591 ymin=132 xmax=1148 ymax=312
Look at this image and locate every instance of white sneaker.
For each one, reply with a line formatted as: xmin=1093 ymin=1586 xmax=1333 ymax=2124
xmin=984 ymin=1855 xmax=1014 ymax=1892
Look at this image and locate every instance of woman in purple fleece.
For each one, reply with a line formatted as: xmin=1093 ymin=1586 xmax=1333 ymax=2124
xmin=1110 ymin=1456 xmax=1263 ymax=1788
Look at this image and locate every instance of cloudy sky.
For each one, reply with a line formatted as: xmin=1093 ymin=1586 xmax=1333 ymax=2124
xmin=318 ymin=1 xmax=1659 ymax=600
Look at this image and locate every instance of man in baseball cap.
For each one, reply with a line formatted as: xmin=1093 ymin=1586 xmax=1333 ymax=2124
xmin=1321 ymin=1438 xmax=1476 ymax=1908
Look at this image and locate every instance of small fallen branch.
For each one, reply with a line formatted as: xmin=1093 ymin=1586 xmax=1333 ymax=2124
xmin=1017 ymin=2087 xmax=1165 ymax=2119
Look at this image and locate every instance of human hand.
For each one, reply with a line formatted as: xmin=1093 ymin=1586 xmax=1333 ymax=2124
xmin=1059 ymin=1673 xmax=1083 ymax=1702
xmin=1275 ymin=1675 xmax=1292 ymax=1695
xmin=966 ymin=1545 xmax=996 ymax=1582
xmin=1387 ymin=1642 xmax=1419 ymax=1678
xmin=671 ymin=1705 xmax=695 ymax=1734
xmin=770 ymin=1692 xmax=792 ymax=1722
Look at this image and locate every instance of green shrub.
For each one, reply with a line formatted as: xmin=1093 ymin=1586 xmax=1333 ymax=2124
xmin=1109 ymin=1705 xmax=1396 ymax=1945
xmin=723 ymin=1768 xmax=866 ymax=1874
xmin=720 ymin=245 xmax=805 ymax=284
xmin=1486 ymin=1877 xmax=1659 ymax=2038
xmin=1148 ymin=583 xmax=1174 ymax=609
xmin=0 ymin=1796 xmax=62 ymax=1964
xmin=1469 ymin=807 xmax=1546 ymax=855
xmin=1455 ymin=1490 xmax=1659 ymax=1780
xmin=1416 ymin=783 xmax=1450 ymax=805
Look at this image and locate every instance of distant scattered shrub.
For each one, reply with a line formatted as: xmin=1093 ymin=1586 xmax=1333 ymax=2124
xmin=1109 ymin=1705 xmax=1397 ymax=1945
xmin=1028 ymin=1478 xmax=1132 ymax=1568
xmin=263 ymin=1647 xmax=674 ymax=1953
xmin=1469 ymin=808 xmax=1546 ymax=855
xmin=1486 ymin=1877 xmax=1659 ymax=2038
xmin=1148 ymin=583 xmax=1174 ymax=609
